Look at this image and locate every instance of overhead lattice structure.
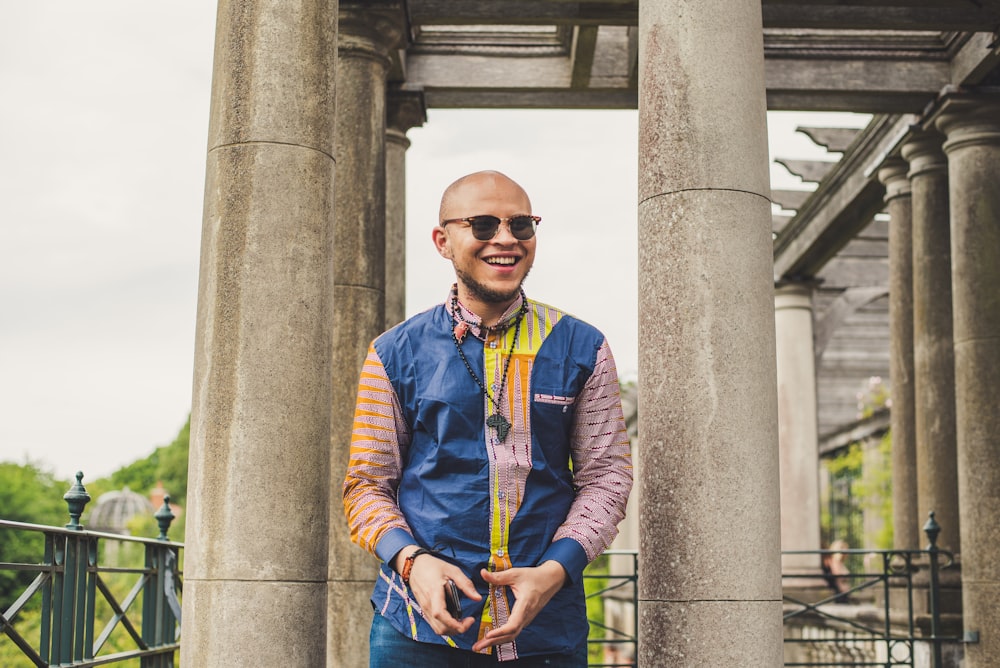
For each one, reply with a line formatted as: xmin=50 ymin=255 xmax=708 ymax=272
xmin=387 ymin=0 xmax=1000 ymax=444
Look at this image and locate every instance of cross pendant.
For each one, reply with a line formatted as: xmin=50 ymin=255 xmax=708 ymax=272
xmin=486 ymin=413 xmax=511 ymax=441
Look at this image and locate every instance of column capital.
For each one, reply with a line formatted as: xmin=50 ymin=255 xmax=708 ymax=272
xmin=930 ymin=89 xmax=1000 ymax=155
xmin=876 ymin=156 xmax=912 ymax=202
xmin=774 ymin=281 xmax=815 ymax=312
xmin=387 ymin=87 xmax=427 ymax=135
xmin=900 ymin=128 xmax=947 ymax=179
xmin=339 ymin=2 xmax=408 ymax=65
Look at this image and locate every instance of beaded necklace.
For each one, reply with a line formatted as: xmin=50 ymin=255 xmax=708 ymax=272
xmin=449 ymin=292 xmax=527 ymax=442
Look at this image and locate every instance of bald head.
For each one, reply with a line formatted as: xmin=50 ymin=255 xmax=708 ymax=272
xmin=438 ymin=171 xmax=532 ymax=223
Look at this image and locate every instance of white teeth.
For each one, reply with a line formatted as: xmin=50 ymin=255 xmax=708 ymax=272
xmin=486 ymin=257 xmax=516 ymax=265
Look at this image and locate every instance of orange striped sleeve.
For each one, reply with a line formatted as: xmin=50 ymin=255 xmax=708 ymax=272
xmin=342 ymin=343 xmax=412 ymax=556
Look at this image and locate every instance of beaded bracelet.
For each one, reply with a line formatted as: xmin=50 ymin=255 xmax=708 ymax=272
xmin=401 ymin=547 xmax=436 ymax=585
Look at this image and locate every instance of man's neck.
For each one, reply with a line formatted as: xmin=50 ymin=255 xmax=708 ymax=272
xmin=465 ymin=300 xmax=514 ymax=328
xmin=454 ymin=289 xmax=521 ymax=329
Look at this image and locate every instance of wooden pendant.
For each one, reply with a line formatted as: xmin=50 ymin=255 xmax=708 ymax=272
xmin=486 ymin=412 xmax=511 ymax=441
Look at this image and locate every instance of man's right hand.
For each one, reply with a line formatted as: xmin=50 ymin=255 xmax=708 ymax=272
xmin=394 ymin=546 xmax=482 ymax=636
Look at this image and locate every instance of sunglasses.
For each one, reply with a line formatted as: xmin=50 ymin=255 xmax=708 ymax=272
xmin=440 ymin=214 xmax=541 ymax=241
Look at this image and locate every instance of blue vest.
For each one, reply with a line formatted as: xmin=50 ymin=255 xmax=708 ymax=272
xmin=370 ymin=299 xmax=606 ymax=656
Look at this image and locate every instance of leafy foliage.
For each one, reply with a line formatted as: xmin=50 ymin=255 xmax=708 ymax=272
xmin=0 ymin=461 xmax=68 ymax=604
xmin=821 ymin=430 xmax=894 ymax=574
xmin=107 ymin=417 xmax=189 ymax=505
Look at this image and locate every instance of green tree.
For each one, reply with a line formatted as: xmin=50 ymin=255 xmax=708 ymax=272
xmin=0 ymin=461 xmax=69 ymax=604
xmin=107 ymin=417 xmax=189 ymax=505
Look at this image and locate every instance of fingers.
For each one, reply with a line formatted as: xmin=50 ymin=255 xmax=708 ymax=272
xmin=407 ymin=555 xmax=482 ymax=636
xmin=471 ymin=604 xmax=527 ymax=651
xmin=450 ymin=570 xmax=483 ymax=601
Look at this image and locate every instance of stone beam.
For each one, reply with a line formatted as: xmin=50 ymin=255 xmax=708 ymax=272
xmin=952 ymin=31 xmax=1000 ymax=86
xmin=570 ymin=26 xmax=600 ymax=88
xmin=408 ymin=1 xmax=637 ymax=26
xmin=764 ymin=56 xmax=950 ymax=112
xmin=761 ymin=4 xmax=1000 ymax=31
xmin=408 ymin=1 xmax=1000 ymax=32
xmin=405 ymin=47 xmax=957 ymax=112
xmin=773 ymin=114 xmax=917 ymax=279
xmin=423 ymin=87 xmax=638 ymax=109
xmin=797 ymin=127 xmax=861 ymax=153
xmin=776 ymin=158 xmax=837 ymax=183
xmin=771 ymin=188 xmax=812 ymax=210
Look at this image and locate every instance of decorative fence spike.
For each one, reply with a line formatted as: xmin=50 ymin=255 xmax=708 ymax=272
xmin=63 ymin=470 xmax=91 ymax=530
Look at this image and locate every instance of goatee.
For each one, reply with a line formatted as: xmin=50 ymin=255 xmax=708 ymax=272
xmin=455 ymin=266 xmax=530 ymax=305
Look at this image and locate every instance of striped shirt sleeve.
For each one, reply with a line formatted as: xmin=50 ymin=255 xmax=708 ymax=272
xmin=342 ymin=343 xmax=413 ymax=558
xmin=551 ymin=339 xmax=633 ymax=562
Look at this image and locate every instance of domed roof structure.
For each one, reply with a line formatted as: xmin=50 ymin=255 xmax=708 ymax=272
xmin=88 ymin=486 xmax=154 ymax=533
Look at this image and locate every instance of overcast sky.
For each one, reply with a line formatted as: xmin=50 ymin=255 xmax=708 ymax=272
xmin=0 ymin=3 xmax=869 ymax=482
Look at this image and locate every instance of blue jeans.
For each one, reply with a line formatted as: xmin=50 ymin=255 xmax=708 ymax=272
xmin=369 ymin=612 xmax=588 ymax=667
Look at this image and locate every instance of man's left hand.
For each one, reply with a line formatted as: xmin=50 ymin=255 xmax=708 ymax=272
xmin=471 ymin=560 xmax=567 ymax=652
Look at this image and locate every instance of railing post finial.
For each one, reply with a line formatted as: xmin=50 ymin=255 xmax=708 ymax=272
xmin=155 ymin=494 xmax=176 ymax=541
xmin=923 ymin=510 xmax=940 ymax=550
xmin=63 ymin=470 xmax=91 ymax=530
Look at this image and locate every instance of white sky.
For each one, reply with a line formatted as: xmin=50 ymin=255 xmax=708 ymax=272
xmin=0 ymin=3 xmax=869 ymax=481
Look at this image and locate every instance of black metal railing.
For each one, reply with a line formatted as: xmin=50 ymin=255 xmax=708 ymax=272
xmin=2 ymin=474 xmax=962 ymax=668
xmin=584 ymin=549 xmax=638 ymax=667
xmin=1 ymin=472 xmax=182 ymax=667
xmin=782 ymin=513 xmax=961 ymax=667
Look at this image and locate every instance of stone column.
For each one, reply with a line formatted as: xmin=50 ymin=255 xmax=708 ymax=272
xmin=181 ymin=2 xmax=337 ymax=666
xmin=936 ymin=95 xmax=1000 ymax=668
xmin=877 ymin=158 xmax=919 ymax=550
xmin=327 ymin=5 xmax=405 ymax=668
xmin=900 ymin=132 xmax=961 ymax=553
xmin=774 ymin=282 xmax=821 ymax=573
xmin=384 ymin=88 xmax=426 ymax=328
xmin=637 ymin=1 xmax=783 ymax=665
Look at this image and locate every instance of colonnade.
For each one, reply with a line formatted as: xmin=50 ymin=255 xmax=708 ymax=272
xmin=181 ymin=2 xmax=997 ymax=668
xmin=775 ymin=91 xmax=1000 ymax=667
xmin=881 ymin=95 xmax=1000 ymax=665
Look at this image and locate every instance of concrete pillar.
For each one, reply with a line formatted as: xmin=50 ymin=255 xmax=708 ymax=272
xmin=327 ymin=5 xmax=405 ymax=668
xmin=877 ymin=158 xmax=919 ymax=550
xmin=936 ymin=95 xmax=1000 ymax=668
xmin=637 ymin=1 xmax=782 ymax=665
xmin=774 ymin=282 xmax=821 ymax=572
xmin=384 ymin=88 xmax=426 ymax=328
xmin=900 ymin=132 xmax=961 ymax=553
xmin=181 ymin=2 xmax=338 ymax=666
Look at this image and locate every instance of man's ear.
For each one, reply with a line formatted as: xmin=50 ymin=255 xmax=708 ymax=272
xmin=432 ymin=226 xmax=452 ymax=259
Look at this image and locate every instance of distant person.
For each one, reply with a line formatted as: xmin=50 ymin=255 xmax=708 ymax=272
xmin=821 ymin=539 xmax=852 ymax=603
xmin=343 ymin=170 xmax=633 ymax=666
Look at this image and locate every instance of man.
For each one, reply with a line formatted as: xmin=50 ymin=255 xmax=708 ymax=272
xmin=343 ymin=170 xmax=632 ymax=666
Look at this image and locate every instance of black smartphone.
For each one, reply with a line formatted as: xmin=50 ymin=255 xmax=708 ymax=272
xmin=444 ymin=579 xmax=462 ymax=619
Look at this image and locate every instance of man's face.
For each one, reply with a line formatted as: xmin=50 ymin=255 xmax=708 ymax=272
xmin=433 ymin=175 xmax=536 ymax=310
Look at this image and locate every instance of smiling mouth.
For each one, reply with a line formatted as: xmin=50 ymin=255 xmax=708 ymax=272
xmin=485 ymin=256 xmax=518 ymax=266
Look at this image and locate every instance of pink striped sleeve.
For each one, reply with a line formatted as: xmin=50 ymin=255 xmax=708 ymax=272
xmin=342 ymin=344 xmax=412 ymax=557
xmin=553 ymin=339 xmax=634 ymax=561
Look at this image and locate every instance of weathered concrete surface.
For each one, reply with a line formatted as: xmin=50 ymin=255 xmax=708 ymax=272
xmin=181 ymin=580 xmax=328 ymax=667
xmin=182 ymin=1 xmax=338 ymax=665
xmin=385 ymin=90 xmax=426 ymax=328
xmin=774 ymin=282 xmax=822 ymax=571
xmin=639 ymin=601 xmax=783 ymax=667
xmin=327 ymin=5 xmax=406 ymax=668
xmin=637 ymin=4 xmax=781 ymax=663
xmin=936 ymin=96 xmax=1000 ymax=668
xmin=877 ymin=159 xmax=919 ymax=550
xmin=901 ymin=132 xmax=960 ymax=554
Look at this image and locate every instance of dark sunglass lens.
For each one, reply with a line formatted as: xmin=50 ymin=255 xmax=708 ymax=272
xmin=468 ymin=215 xmax=501 ymax=240
xmin=509 ymin=216 xmax=536 ymax=240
